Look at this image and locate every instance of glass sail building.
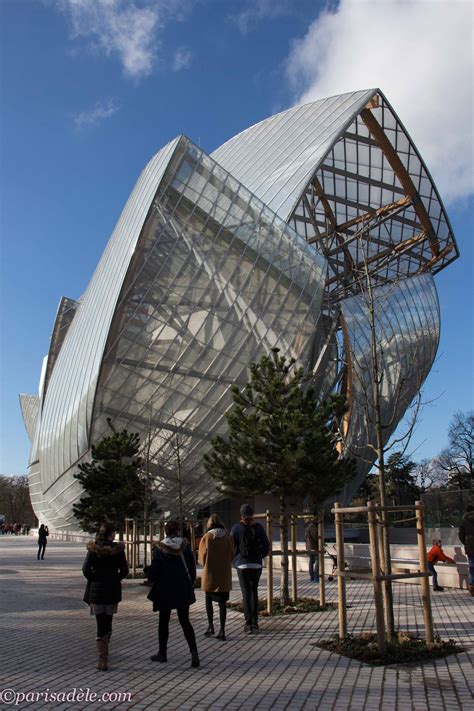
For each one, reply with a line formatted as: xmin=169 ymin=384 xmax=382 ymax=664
xmin=20 ymin=89 xmax=458 ymax=530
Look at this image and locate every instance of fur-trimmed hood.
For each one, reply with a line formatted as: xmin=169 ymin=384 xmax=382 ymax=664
xmin=155 ymin=536 xmax=190 ymax=556
xmin=86 ymin=541 xmax=126 ymax=557
xmin=206 ymin=528 xmax=227 ymax=539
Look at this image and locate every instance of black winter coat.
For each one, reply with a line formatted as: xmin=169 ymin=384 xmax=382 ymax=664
xmin=147 ymin=537 xmax=196 ymax=611
xmin=82 ymin=541 xmax=129 ymax=605
xmin=38 ymin=526 xmax=49 ymax=544
xmin=459 ymin=511 xmax=474 ymax=556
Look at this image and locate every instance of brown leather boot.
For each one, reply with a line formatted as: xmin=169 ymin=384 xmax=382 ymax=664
xmin=96 ymin=633 xmax=110 ymax=671
xmin=469 ymin=585 xmax=474 ymax=597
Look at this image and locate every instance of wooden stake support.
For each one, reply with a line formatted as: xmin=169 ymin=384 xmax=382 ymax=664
xmin=318 ymin=518 xmax=326 ymax=607
xmin=334 ymin=502 xmax=347 ymax=638
xmin=368 ymin=500 xmax=386 ymax=655
xmin=266 ymin=510 xmax=273 ymax=615
xmin=291 ymin=514 xmax=297 ymax=603
xmin=415 ymin=500 xmax=434 ymax=645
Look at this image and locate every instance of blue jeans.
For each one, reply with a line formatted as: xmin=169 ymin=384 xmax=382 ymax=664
xmin=468 ymin=554 xmax=474 ymax=585
xmin=428 ymin=562 xmax=439 ymax=588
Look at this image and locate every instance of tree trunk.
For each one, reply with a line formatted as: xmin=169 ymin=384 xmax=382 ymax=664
xmin=279 ymin=495 xmax=289 ymax=606
xmin=366 ymin=271 xmax=395 ymax=640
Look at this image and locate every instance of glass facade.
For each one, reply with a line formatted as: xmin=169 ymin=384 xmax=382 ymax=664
xmin=20 ymin=90 xmax=458 ymax=529
xmin=340 ymin=272 xmax=440 ymax=502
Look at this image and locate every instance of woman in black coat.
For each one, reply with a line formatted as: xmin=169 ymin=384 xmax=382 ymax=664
xmin=37 ymin=524 xmax=49 ymax=560
xmin=147 ymin=520 xmax=199 ymax=667
xmin=82 ymin=522 xmax=129 ymax=671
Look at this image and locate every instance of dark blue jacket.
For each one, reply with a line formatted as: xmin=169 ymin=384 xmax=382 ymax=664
xmin=230 ymin=522 xmax=270 ymax=568
xmin=147 ymin=537 xmax=196 ymax=611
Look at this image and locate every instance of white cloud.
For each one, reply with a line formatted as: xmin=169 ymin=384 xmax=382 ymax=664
xmin=56 ymin=0 xmax=192 ymax=79
xmin=230 ymin=0 xmax=292 ymax=35
xmin=74 ymin=99 xmax=119 ymax=129
xmin=285 ymin=0 xmax=473 ymax=203
xmin=173 ymin=46 xmax=193 ymax=71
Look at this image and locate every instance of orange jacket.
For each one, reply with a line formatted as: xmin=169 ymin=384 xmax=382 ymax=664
xmin=427 ymin=544 xmax=454 ymax=565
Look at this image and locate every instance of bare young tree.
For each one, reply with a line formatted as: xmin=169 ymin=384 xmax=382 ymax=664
xmin=436 ymin=411 xmax=473 ymax=490
xmin=0 ymin=475 xmax=36 ymax=525
xmin=413 ymin=458 xmax=447 ymax=494
xmin=339 ymin=225 xmax=433 ymax=640
xmin=139 ymin=409 xmax=198 ymax=531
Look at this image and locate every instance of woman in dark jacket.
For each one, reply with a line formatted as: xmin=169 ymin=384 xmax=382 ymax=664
xmin=82 ymin=522 xmax=129 ymax=671
xmin=147 ymin=520 xmax=199 ymax=667
xmin=37 ymin=524 xmax=49 ymax=560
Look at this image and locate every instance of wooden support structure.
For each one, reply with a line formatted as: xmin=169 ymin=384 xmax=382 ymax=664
xmin=330 ymin=500 xmax=435 ymax=651
xmin=131 ymin=518 xmax=137 ymax=578
xmin=266 ymin=510 xmax=274 ymax=615
xmin=415 ymin=500 xmax=434 ymax=645
xmin=334 ymin=502 xmax=347 ymax=638
xmin=288 ymin=515 xmax=297 ymax=602
xmin=360 ymin=108 xmax=439 ymax=256
xmin=367 ymin=500 xmax=386 ymax=654
xmin=318 ymin=518 xmax=326 ymax=607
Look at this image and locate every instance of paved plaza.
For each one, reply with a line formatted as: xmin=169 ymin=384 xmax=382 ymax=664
xmin=1 ymin=537 xmax=473 ymax=710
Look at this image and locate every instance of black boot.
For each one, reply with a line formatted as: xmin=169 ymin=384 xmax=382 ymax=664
xmin=204 ymin=624 xmax=215 ymax=637
xmin=190 ymin=648 xmax=200 ymax=668
xmin=216 ymin=629 xmax=226 ymax=641
xmin=150 ymin=651 xmax=167 ymax=662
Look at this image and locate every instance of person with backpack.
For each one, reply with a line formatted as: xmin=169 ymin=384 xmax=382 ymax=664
xmin=230 ymin=504 xmax=270 ymax=634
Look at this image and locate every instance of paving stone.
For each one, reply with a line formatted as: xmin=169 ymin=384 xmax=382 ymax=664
xmin=0 ymin=537 xmax=473 ymax=710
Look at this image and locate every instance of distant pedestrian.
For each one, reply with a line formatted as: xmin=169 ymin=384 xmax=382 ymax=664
xmin=37 ymin=524 xmax=49 ymax=559
xmin=82 ymin=522 xmax=129 ymax=671
xmin=427 ymin=538 xmax=454 ymax=591
xmin=305 ymin=516 xmax=320 ymax=582
xmin=458 ymin=504 xmax=474 ymax=597
xmin=230 ymin=504 xmax=270 ymax=634
xmin=147 ymin=520 xmax=200 ymax=668
xmin=198 ymin=514 xmax=234 ymax=641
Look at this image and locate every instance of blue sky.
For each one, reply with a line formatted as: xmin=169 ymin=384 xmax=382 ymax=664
xmin=1 ymin=0 xmax=473 ymax=474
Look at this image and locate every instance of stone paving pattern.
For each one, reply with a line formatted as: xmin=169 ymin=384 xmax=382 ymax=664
xmin=1 ymin=538 xmax=473 ymax=710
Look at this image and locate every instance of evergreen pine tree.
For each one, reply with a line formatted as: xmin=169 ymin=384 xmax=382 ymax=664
xmin=204 ymin=348 xmax=355 ymax=604
xmin=73 ymin=420 xmax=144 ymax=538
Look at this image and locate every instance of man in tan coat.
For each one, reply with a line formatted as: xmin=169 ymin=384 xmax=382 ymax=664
xmin=198 ymin=514 xmax=234 ymax=640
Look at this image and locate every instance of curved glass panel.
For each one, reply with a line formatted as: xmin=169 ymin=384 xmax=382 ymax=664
xmin=90 ymin=138 xmax=327 ymax=510
xmin=37 ymin=138 xmax=181 ymax=494
xmin=19 ymin=394 xmax=39 ymax=442
xmin=340 ymin=272 xmax=440 ymax=503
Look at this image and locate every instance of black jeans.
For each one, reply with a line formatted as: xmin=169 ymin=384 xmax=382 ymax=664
xmin=205 ymin=593 xmax=227 ymax=630
xmin=96 ymin=613 xmax=113 ymax=638
xmin=237 ymin=568 xmax=262 ymax=626
xmin=308 ymin=553 xmax=320 ymax=580
xmin=37 ymin=542 xmax=46 ymax=559
xmin=159 ymin=606 xmax=196 ymax=653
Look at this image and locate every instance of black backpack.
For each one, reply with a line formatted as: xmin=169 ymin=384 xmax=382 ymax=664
xmin=239 ymin=525 xmax=261 ymax=559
